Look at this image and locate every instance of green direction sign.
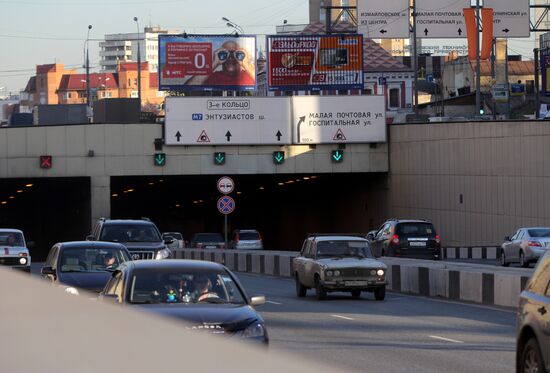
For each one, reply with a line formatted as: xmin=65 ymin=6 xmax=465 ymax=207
xmin=332 ymin=150 xmax=344 ymax=163
xmin=154 ymin=153 xmax=166 ymax=166
xmin=214 ymin=152 xmax=226 ymax=165
xmin=273 ymin=151 xmax=285 ymax=165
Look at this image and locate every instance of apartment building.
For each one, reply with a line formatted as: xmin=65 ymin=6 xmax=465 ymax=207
xmin=99 ymin=26 xmax=180 ymax=73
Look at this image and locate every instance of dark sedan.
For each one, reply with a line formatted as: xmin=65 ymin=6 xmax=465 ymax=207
xmin=99 ymin=260 xmax=268 ymax=344
xmin=41 ymin=241 xmax=131 ymax=295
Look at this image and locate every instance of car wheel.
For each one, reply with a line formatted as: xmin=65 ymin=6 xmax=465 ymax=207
xmin=295 ymin=273 xmax=307 ymax=298
xmin=520 ymin=252 xmax=529 ymax=268
xmin=315 ymin=276 xmax=326 ymax=300
xmin=351 ymin=290 xmax=361 ymax=299
xmin=500 ymin=250 xmax=509 ymax=267
xmin=374 ymin=286 xmax=386 ymax=301
xmin=519 ymin=337 xmax=544 ymax=373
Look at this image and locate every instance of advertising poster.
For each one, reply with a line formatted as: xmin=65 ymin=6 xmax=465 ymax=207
xmin=266 ymin=34 xmax=364 ymax=91
xmin=158 ymin=35 xmax=256 ymax=91
xmin=543 ymin=52 xmax=550 ymax=97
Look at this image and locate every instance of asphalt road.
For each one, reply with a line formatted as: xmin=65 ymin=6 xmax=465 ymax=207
xmin=236 ymin=273 xmax=517 ymax=373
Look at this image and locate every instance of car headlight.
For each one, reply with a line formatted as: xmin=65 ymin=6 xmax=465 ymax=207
xmin=243 ymin=322 xmax=266 ymax=338
xmin=155 ymin=248 xmax=171 ymax=260
xmin=64 ymin=287 xmax=80 ymax=296
xmin=377 ymin=269 xmax=385 ymax=277
xmin=326 ymin=270 xmax=333 ymax=277
xmin=333 ymin=270 xmax=341 ymax=277
xmin=19 ymin=257 xmax=27 ymax=265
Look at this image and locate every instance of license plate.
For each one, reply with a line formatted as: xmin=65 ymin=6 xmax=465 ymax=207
xmin=345 ymin=281 xmax=369 ymax=286
xmin=205 ymin=245 xmax=216 ymax=249
xmin=409 ymin=242 xmax=426 ymax=247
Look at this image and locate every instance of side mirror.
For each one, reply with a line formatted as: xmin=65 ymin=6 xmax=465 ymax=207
xmin=86 ymin=235 xmax=95 ymax=241
xmin=164 ymin=237 xmax=174 ymax=245
xmin=504 ymin=236 xmax=511 ymax=242
xmin=41 ymin=266 xmax=56 ymax=276
xmin=27 ymin=241 xmax=36 ymax=249
xmin=100 ymin=294 xmax=120 ymax=303
xmin=250 ymin=295 xmax=266 ymax=307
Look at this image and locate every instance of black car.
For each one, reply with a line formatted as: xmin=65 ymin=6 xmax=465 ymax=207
xmin=41 ymin=241 xmax=131 ymax=295
xmin=368 ymin=219 xmax=441 ymax=260
xmin=87 ymin=218 xmax=173 ymax=260
xmin=189 ymin=233 xmax=226 ymax=249
xmin=99 ymin=259 xmax=268 ymax=344
xmin=516 ymin=250 xmax=550 ymax=373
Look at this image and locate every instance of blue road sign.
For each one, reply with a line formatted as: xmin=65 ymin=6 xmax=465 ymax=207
xmin=217 ymin=196 xmax=235 ymax=215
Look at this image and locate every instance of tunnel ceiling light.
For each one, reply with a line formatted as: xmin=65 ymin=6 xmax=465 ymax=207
xmin=1 ymin=201 xmax=6 ymax=205
xmin=127 ymin=189 xmax=135 ymax=192
xmin=303 ymin=177 xmax=310 ymax=180
xmin=175 ymin=204 xmax=181 ymax=208
xmin=259 ymin=187 xmax=265 ymax=190
xmin=159 ymin=179 xmax=164 ymax=183
xmin=148 ymin=182 xmax=155 ymax=186
xmin=193 ymin=201 xmax=198 ymax=204
xmin=16 ymin=190 xmax=23 ymax=193
xmin=310 ymin=176 xmax=318 ymax=179
xmin=9 ymin=196 xmax=14 ymax=199
xmin=112 ymin=194 xmax=119 ymax=197
xmin=25 ymin=184 xmax=33 ymax=187
xmin=199 ymin=200 xmax=203 ymax=203
xmin=285 ymin=180 xmax=294 ymax=184
xmin=278 ymin=182 xmax=284 ymax=186
xmin=236 ymin=191 xmax=242 ymax=195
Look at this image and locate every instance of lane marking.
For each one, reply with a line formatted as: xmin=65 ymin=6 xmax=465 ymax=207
xmin=429 ymin=335 xmax=464 ymax=344
xmin=330 ymin=314 xmax=355 ymax=321
xmin=266 ymin=300 xmax=283 ymax=305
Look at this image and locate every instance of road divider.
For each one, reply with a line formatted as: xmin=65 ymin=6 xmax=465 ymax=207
xmin=174 ymin=249 xmax=531 ymax=308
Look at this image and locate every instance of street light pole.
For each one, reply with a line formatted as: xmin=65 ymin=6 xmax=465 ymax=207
xmin=86 ymin=25 xmax=92 ymax=109
xmin=134 ymin=17 xmax=141 ymax=110
xmin=475 ymin=0 xmax=481 ymax=116
xmin=222 ymin=17 xmax=244 ymax=34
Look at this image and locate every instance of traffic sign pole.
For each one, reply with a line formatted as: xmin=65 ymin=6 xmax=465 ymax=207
xmin=412 ymin=0 xmax=419 ymax=118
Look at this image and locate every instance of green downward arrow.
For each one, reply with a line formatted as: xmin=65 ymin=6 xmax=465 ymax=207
xmin=154 ymin=153 xmax=166 ymax=166
xmin=214 ymin=152 xmax=226 ymax=165
xmin=332 ymin=150 xmax=343 ymax=162
xmin=273 ymin=151 xmax=285 ymax=164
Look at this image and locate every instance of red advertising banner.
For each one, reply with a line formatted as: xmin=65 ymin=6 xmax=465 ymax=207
xmin=267 ymin=34 xmax=364 ymax=91
xmin=159 ymin=35 xmax=257 ymax=91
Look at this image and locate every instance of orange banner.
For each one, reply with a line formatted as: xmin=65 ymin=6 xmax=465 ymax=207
xmin=464 ymin=8 xmax=494 ymax=61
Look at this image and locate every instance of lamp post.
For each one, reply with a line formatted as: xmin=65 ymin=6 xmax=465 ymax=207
xmin=133 ymin=17 xmax=141 ymax=109
xmin=222 ymin=17 xmax=244 ymax=34
xmin=85 ymin=25 xmax=92 ymax=109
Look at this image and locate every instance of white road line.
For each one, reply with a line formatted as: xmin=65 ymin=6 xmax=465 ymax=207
xmin=429 ymin=335 xmax=464 ymax=344
xmin=330 ymin=314 xmax=355 ymax=321
xmin=266 ymin=300 xmax=283 ymax=305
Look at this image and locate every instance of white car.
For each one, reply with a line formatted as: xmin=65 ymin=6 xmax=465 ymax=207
xmin=162 ymin=232 xmax=185 ymax=250
xmin=0 ymin=229 xmax=31 ymax=272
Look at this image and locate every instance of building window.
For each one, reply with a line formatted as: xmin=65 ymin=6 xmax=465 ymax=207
xmin=363 ymin=87 xmax=374 ymax=95
xmin=78 ymin=91 xmax=86 ymax=99
xmin=389 ymin=88 xmax=400 ymax=108
xmin=65 ymin=92 xmax=72 ymax=99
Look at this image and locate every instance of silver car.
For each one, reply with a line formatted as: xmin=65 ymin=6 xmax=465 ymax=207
xmin=229 ymin=229 xmax=263 ymax=250
xmin=500 ymin=227 xmax=550 ymax=267
xmin=516 ymin=250 xmax=550 ymax=372
xmin=0 ymin=229 xmax=32 ymax=272
xmin=292 ymin=235 xmax=387 ymax=300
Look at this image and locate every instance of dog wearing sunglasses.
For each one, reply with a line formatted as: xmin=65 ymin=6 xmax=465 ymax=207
xmin=187 ymin=40 xmax=255 ymax=86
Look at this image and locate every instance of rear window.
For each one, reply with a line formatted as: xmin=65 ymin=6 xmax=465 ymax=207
xmin=239 ymin=232 xmax=260 ymax=240
xmin=166 ymin=233 xmax=183 ymax=240
xmin=528 ymin=229 xmax=550 ymax=238
xmin=395 ymin=223 xmax=436 ymax=237
xmin=195 ymin=233 xmax=223 ymax=242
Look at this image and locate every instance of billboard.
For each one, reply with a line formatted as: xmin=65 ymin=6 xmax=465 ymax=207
xmin=542 ymin=51 xmax=550 ymax=97
xmin=266 ymin=34 xmax=364 ymax=91
xmin=158 ymin=35 xmax=256 ymax=91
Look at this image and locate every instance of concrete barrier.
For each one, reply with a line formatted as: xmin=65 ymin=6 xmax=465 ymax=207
xmin=174 ymin=249 xmax=531 ymax=308
xmin=442 ymin=246 xmax=499 ymax=260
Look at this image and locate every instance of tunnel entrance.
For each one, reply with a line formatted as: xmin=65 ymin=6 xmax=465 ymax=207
xmin=0 ymin=177 xmax=91 ymax=261
xmin=111 ymin=173 xmax=388 ymax=251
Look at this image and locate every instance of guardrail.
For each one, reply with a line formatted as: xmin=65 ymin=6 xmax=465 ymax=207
xmin=442 ymin=246 xmax=500 ymax=260
xmin=174 ymin=249 xmax=530 ymax=308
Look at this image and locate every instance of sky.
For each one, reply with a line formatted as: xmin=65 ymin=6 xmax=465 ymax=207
xmin=0 ymin=0 xmax=310 ymax=93
xmin=0 ymin=0 xmax=538 ymax=95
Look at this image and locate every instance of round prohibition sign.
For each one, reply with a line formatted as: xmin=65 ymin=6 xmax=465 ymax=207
xmin=217 ymin=176 xmax=235 ymax=195
xmin=217 ymin=196 xmax=236 ymax=215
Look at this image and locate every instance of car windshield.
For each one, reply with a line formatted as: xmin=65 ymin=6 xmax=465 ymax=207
xmin=129 ymin=269 xmax=247 ymax=305
xmin=0 ymin=232 xmax=24 ymax=247
xmin=527 ymin=229 xmax=550 ymax=238
xmin=194 ymin=233 xmax=223 ymax=243
xmin=395 ymin=223 xmax=436 ymax=237
xmin=316 ymin=240 xmax=374 ymax=259
xmin=166 ymin=233 xmax=183 ymax=240
xmin=100 ymin=225 xmax=161 ymax=243
xmin=239 ymin=232 xmax=260 ymax=240
xmin=59 ymin=247 xmax=130 ymax=273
